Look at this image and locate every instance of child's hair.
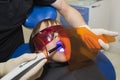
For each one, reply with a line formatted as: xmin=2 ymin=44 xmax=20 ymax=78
xmin=31 ymin=19 xmax=60 ymax=38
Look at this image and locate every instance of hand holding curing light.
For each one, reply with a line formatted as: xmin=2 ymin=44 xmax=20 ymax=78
xmin=0 ymin=53 xmax=47 ymax=80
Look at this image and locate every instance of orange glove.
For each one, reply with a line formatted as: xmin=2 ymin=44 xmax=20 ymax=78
xmin=76 ymin=27 xmax=116 ymax=50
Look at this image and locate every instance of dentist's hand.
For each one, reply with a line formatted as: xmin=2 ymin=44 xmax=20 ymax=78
xmin=91 ymin=28 xmax=118 ymax=50
xmin=76 ymin=25 xmax=118 ymax=50
xmin=0 ymin=53 xmax=47 ymax=80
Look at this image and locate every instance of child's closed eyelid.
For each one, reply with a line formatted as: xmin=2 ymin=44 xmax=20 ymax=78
xmin=54 ymin=33 xmax=59 ymax=38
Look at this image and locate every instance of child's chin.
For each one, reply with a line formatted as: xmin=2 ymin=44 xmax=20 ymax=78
xmin=54 ymin=57 xmax=68 ymax=62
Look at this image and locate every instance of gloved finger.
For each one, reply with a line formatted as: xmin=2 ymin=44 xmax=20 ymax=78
xmin=9 ymin=53 xmax=37 ymax=66
xmin=98 ymin=39 xmax=109 ymax=50
xmin=86 ymin=35 xmax=101 ymax=49
xmin=3 ymin=54 xmax=37 ymax=75
xmin=15 ymin=53 xmax=37 ymax=63
xmin=91 ymin=29 xmax=118 ymax=36
xmin=20 ymin=59 xmax=47 ymax=80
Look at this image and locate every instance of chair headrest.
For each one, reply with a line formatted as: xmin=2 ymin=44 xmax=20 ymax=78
xmin=24 ymin=6 xmax=57 ymax=28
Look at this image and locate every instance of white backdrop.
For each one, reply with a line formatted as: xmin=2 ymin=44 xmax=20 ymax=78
xmin=109 ymin=0 xmax=120 ymax=32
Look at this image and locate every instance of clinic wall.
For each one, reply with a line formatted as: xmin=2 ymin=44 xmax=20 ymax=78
xmin=109 ymin=0 xmax=120 ymax=32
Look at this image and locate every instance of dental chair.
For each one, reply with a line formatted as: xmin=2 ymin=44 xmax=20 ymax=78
xmin=10 ymin=5 xmax=116 ymax=80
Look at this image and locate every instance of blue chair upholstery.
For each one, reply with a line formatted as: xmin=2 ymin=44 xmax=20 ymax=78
xmin=94 ymin=52 xmax=116 ymax=80
xmin=24 ymin=6 xmax=57 ymax=28
xmin=10 ymin=43 xmax=31 ymax=58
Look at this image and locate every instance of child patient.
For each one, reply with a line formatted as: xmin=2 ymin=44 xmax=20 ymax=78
xmin=29 ymin=19 xmax=108 ymax=80
xmin=29 ymin=19 xmax=71 ymax=62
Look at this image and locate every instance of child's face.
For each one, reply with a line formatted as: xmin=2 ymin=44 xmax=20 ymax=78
xmin=39 ymin=22 xmax=67 ymax=62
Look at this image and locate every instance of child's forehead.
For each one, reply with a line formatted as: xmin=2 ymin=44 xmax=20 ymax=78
xmin=39 ymin=22 xmax=48 ymax=31
xmin=40 ymin=21 xmax=60 ymax=31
